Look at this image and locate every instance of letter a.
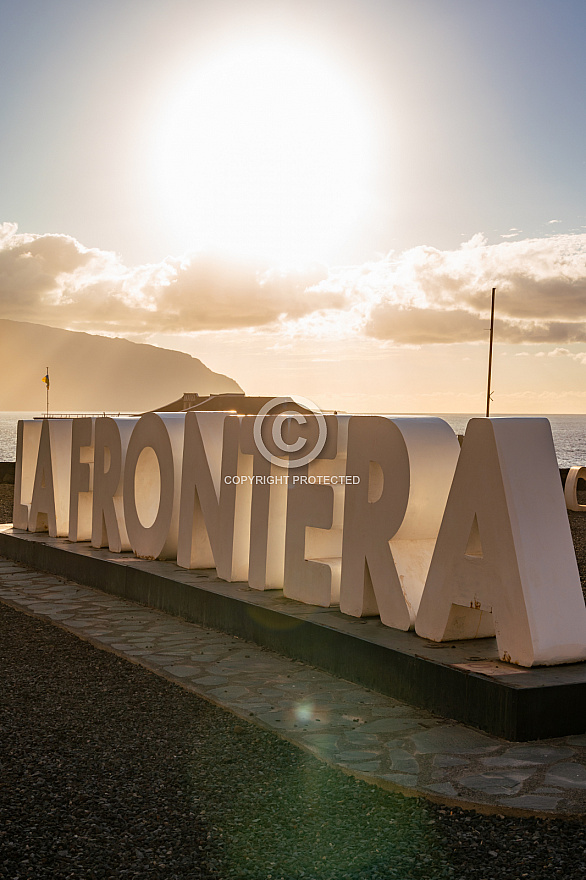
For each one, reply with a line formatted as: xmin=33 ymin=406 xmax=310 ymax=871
xmin=416 ymin=418 xmax=586 ymax=667
xmin=28 ymin=419 xmax=57 ymax=534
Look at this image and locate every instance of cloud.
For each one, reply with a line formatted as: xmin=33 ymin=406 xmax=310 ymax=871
xmin=523 ymin=347 xmax=586 ymax=366
xmin=0 ymin=226 xmax=95 ymax=309
xmin=312 ymin=232 xmax=586 ymax=345
xmin=365 ymin=306 xmax=586 ymax=346
xmin=365 ymin=304 xmax=488 ymax=344
xmin=155 ymin=259 xmax=336 ymax=331
xmin=0 ymin=223 xmax=333 ymax=334
xmin=3 ymin=222 xmax=586 ymax=349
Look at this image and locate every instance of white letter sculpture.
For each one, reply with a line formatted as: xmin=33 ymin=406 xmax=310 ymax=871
xmin=13 ymin=419 xmax=43 ymax=530
xmin=123 ymin=413 xmax=184 ymax=559
xmin=68 ymin=417 xmax=94 ymax=542
xmin=416 ymin=418 xmax=586 ymax=667
xmin=12 ymin=412 xmax=586 ymax=668
xmin=283 ymin=416 xmax=345 ymax=606
xmin=92 ymin=418 xmax=136 ymax=552
xmin=565 ymin=466 xmax=586 ymax=512
xmin=339 ymin=416 xmax=459 ymax=629
xmin=19 ymin=419 xmax=73 ymax=537
xmin=240 ymin=416 xmax=289 ymax=590
xmin=177 ymin=413 xmax=251 ymax=579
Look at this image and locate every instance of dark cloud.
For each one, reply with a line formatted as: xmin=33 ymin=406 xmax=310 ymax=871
xmin=346 ymin=233 xmax=586 ymax=344
xmin=366 ymin=304 xmax=586 ymax=346
xmin=366 ymin=304 xmax=488 ymax=344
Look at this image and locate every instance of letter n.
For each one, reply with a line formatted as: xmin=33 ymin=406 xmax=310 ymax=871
xmin=177 ymin=413 xmax=246 ymax=579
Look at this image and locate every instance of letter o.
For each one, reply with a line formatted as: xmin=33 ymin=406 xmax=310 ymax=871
xmin=123 ymin=414 xmax=174 ymax=558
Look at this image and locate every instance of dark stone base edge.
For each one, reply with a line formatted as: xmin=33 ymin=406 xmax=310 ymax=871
xmin=2 ymin=530 xmax=585 ymax=742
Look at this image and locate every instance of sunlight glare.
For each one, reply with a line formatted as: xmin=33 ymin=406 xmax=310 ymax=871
xmin=150 ymin=37 xmax=376 ymax=264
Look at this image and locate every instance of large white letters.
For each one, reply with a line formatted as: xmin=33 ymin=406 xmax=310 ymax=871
xmin=28 ymin=419 xmax=72 ymax=537
xmin=339 ymin=416 xmax=459 ymax=630
xmin=239 ymin=416 xmax=289 ymax=589
xmin=123 ymin=413 xmax=184 ymax=560
xmin=92 ymin=418 xmax=135 ymax=552
xmin=415 ymin=418 xmax=586 ymax=666
xmin=13 ymin=419 xmax=42 ymax=530
xmin=177 ymin=413 xmax=250 ymax=577
xmin=283 ymin=416 xmax=344 ymax=606
xmin=12 ymin=412 xmax=586 ymax=666
xmin=69 ymin=417 xmax=94 ymax=542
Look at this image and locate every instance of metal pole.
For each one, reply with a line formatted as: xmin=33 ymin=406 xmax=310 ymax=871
xmin=486 ymin=288 xmax=496 ymax=417
xmin=46 ymin=367 xmax=49 ymax=418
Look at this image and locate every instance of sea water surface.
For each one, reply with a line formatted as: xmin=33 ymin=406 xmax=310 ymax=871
xmin=1 ymin=411 xmax=586 ymax=467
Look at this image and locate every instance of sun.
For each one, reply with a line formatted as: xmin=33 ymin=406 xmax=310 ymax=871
xmin=148 ymin=36 xmax=376 ymax=265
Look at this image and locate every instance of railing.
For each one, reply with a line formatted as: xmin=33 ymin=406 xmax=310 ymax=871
xmin=33 ymin=413 xmax=136 ymax=419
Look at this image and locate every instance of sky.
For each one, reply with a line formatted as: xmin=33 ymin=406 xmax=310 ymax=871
xmin=2 ymin=0 xmax=586 ymax=413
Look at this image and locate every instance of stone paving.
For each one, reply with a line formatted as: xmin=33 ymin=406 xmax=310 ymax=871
xmin=2 ymin=556 xmax=586 ymax=818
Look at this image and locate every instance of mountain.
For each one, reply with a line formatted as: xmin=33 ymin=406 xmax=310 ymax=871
xmin=0 ymin=319 xmax=242 ymax=412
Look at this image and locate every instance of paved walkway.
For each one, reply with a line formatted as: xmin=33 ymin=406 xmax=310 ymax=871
xmin=2 ymin=556 xmax=586 ymax=818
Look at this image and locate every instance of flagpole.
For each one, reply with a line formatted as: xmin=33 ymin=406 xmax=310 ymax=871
xmin=45 ymin=367 xmax=49 ymax=418
xmin=486 ymin=288 xmax=496 ymax=418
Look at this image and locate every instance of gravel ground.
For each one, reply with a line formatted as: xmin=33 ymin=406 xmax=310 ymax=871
xmin=2 ymin=602 xmax=586 ymax=880
xmin=0 ymin=483 xmax=12 ymax=525
xmin=568 ymin=506 xmax=586 ymax=594
xmin=2 ymin=480 xmax=586 ymax=878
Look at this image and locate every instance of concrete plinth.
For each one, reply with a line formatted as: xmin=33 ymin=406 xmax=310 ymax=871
xmin=1 ymin=525 xmax=585 ymax=742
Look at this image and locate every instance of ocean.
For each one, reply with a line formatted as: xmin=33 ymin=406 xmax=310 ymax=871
xmin=1 ymin=411 xmax=586 ymax=468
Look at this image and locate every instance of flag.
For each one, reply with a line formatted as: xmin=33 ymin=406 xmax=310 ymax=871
xmin=42 ymin=371 xmax=50 ymax=389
